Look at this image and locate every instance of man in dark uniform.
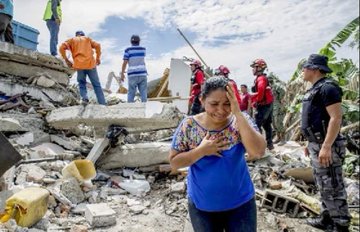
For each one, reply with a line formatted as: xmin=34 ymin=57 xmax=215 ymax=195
xmin=301 ymin=54 xmax=350 ymax=232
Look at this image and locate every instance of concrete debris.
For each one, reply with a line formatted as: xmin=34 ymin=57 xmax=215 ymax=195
xmin=0 ymin=42 xmax=73 ymax=86
xmin=70 ymin=224 xmax=88 ymax=232
xmin=0 ymin=78 xmax=74 ymax=102
xmin=269 ymin=181 xmax=282 ymax=190
xmin=170 ymin=182 xmax=186 ymax=193
xmin=29 ymin=142 xmax=65 ymax=159
xmin=129 ymin=205 xmax=146 ymax=215
xmin=84 ymin=203 xmax=116 ymax=228
xmin=86 ymin=138 xmax=109 ymax=163
xmin=283 ymin=167 xmax=314 ymax=183
xmin=50 ymin=134 xmax=89 ymax=153
xmin=60 ymin=177 xmax=85 ymax=204
xmin=98 ymin=142 xmax=170 ymax=169
xmin=15 ymin=132 xmax=34 ymax=146
xmin=261 ymin=190 xmax=300 ymax=217
xmin=0 ymin=117 xmax=26 ymax=131
xmin=46 ymin=102 xmax=183 ymax=132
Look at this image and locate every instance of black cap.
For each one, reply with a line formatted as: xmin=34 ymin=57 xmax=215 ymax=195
xmin=75 ymin=30 xmax=85 ymax=36
xmin=131 ymin=35 xmax=140 ymax=44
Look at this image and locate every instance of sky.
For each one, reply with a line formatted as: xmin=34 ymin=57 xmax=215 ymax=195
xmin=13 ymin=0 xmax=359 ymax=90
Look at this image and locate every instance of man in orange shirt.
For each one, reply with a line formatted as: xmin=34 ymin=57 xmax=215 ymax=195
xmin=59 ymin=31 xmax=106 ymax=105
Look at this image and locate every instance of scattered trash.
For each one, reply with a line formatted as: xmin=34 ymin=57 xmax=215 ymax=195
xmin=119 ymin=179 xmax=151 ymax=196
xmin=0 ymin=187 xmax=49 ymax=227
xmin=62 ymin=160 xmax=96 ymax=183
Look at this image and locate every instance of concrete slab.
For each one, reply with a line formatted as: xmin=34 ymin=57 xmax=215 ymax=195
xmin=98 ymin=142 xmax=170 ymax=169
xmin=46 ymin=102 xmax=183 ymax=132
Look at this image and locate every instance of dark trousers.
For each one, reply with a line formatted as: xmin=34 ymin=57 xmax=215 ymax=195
xmin=0 ymin=13 xmax=13 ymax=43
xmin=188 ymin=198 xmax=257 ymax=232
xmin=255 ymin=103 xmax=273 ymax=147
xmin=189 ymin=95 xmax=203 ymax=115
xmin=308 ymin=140 xmax=351 ymax=226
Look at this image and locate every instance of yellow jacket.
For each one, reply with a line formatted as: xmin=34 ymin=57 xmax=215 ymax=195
xmin=59 ymin=36 xmax=101 ymax=70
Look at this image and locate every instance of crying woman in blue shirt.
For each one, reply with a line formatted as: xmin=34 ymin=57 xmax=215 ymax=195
xmin=169 ymin=76 xmax=266 ymax=232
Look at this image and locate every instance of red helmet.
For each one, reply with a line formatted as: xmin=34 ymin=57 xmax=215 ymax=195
xmin=190 ymin=59 xmax=201 ymax=67
xmin=250 ymin=59 xmax=267 ymax=70
xmin=218 ymin=65 xmax=230 ymax=75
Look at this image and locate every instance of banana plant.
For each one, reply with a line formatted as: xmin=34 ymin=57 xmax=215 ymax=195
xmin=286 ymin=17 xmax=359 ymax=124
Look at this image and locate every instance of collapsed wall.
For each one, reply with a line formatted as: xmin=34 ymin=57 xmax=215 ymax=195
xmin=0 ymin=42 xmax=76 ymax=103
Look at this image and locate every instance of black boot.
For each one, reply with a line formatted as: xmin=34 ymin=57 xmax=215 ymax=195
xmin=332 ymin=224 xmax=349 ymax=232
xmin=306 ymin=211 xmax=334 ymax=230
xmin=332 ymin=216 xmax=351 ymax=232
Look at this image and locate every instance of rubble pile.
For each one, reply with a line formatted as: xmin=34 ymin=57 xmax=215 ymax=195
xmin=0 ymin=42 xmax=359 ymax=232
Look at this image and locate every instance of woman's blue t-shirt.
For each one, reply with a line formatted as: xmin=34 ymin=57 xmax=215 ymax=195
xmin=171 ymin=115 xmax=256 ymax=212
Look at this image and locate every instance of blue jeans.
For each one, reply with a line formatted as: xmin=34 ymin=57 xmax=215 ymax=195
xmin=127 ymin=75 xmax=147 ymax=102
xmin=46 ymin=19 xmax=59 ymax=56
xmin=77 ymin=68 xmax=106 ymax=105
xmin=188 ymin=198 xmax=257 ymax=232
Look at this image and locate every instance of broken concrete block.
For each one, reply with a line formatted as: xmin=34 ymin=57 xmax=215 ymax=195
xmin=126 ymin=198 xmax=141 ymax=207
xmin=0 ymin=118 xmax=26 ymax=132
xmin=86 ymin=138 xmax=109 ymax=163
xmin=269 ymin=181 xmax=282 ymax=190
xmin=46 ymin=103 xmax=183 ymax=132
xmin=85 ymin=203 xmax=116 ymax=228
xmin=60 ymin=177 xmax=85 ymax=204
xmin=35 ymin=75 xmax=56 ymax=88
xmin=29 ymin=142 xmax=65 ymax=159
xmin=70 ymin=225 xmax=88 ymax=232
xmin=72 ymin=203 xmax=87 ymax=215
xmin=129 ymin=205 xmax=146 ymax=215
xmin=50 ymin=135 xmax=82 ymax=151
xmin=26 ymin=166 xmax=46 ymax=183
xmin=98 ymin=142 xmax=170 ymax=169
xmin=261 ymin=190 xmax=300 ymax=217
xmin=171 ymin=182 xmax=186 ymax=193
xmin=15 ymin=132 xmax=34 ymax=146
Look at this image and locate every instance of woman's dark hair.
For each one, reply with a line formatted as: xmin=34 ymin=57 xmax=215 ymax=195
xmin=240 ymin=84 xmax=248 ymax=89
xmin=201 ymin=76 xmax=229 ymax=98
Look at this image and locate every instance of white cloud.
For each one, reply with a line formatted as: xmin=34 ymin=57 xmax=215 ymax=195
xmin=13 ymin=0 xmax=359 ymax=91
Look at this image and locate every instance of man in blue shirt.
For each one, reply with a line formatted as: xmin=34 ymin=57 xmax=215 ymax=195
xmin=120 ymin=35 xmax=148 ymax=102
xmin=0 ymin=0 xmax=13 ymax=43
